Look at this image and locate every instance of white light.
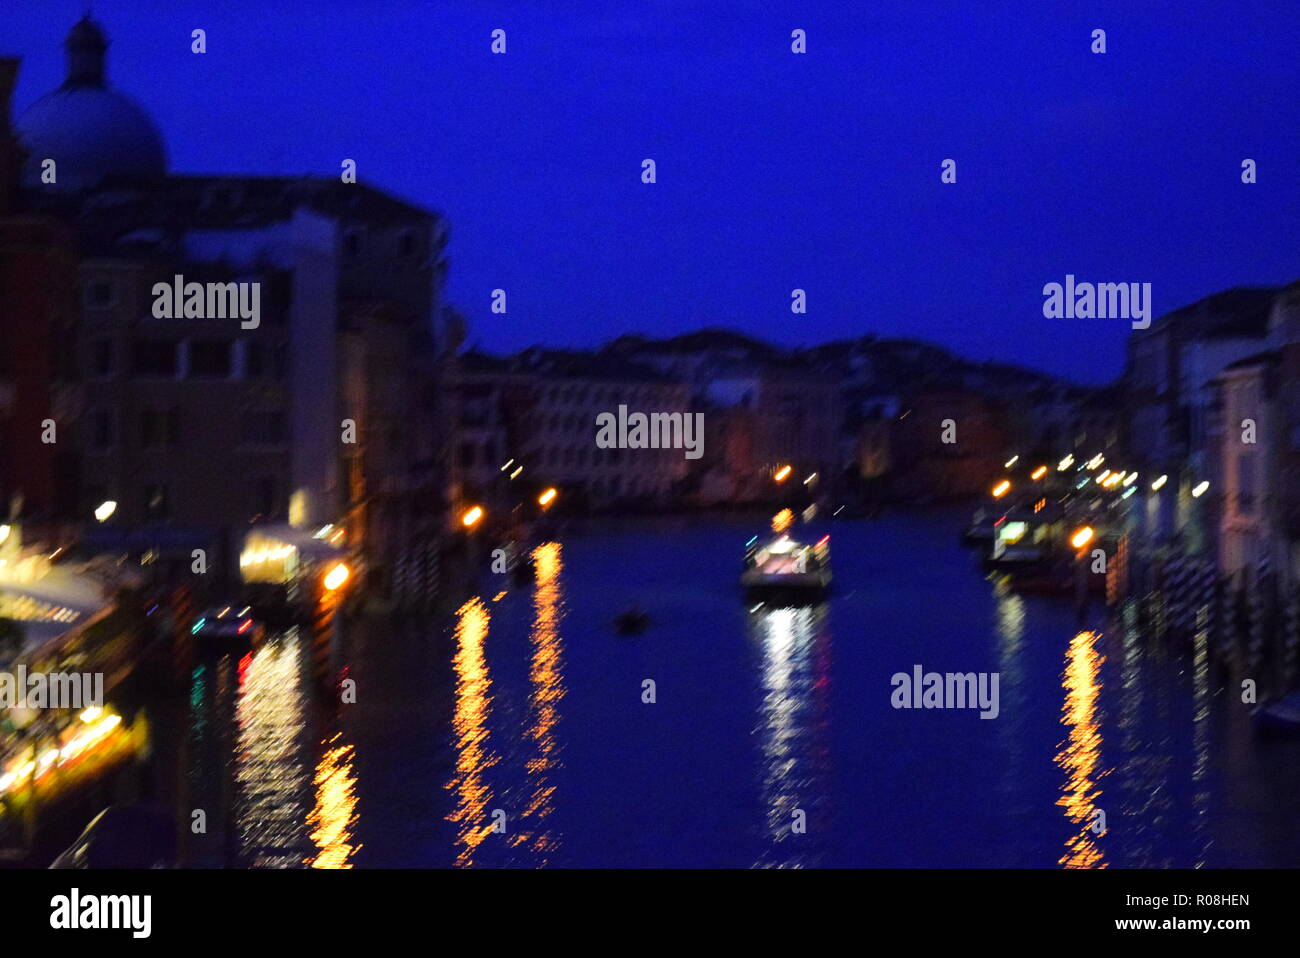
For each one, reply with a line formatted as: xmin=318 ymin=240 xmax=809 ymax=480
xmin=94 ymin=500 xmax=117 ymax=522
xmin=1057 ymin=455 xmax=1074 ymax=471
xmin=1151 ymin=474 xmax=1167 ymax=491
xmin=1192 ymin=481 xmax=1210 ymax=498
xmin=323 ymin=562 xmax=350 ymax=591
xmin=1005 ymin=456 xmax=1019 ymax=468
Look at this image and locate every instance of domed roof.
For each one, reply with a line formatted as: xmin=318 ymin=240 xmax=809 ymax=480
xmin=15 ymin=17 xmax=166 ymax=192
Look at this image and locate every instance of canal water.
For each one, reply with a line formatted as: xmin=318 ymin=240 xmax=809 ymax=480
xmin=168 ymin=508 xmax=1300 ymax=868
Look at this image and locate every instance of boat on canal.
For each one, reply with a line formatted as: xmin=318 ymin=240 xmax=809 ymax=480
xmin=985 ymin=501 xmax=1065 ymax=571
xmin=741 ymin=532 xmax=831 ymax=600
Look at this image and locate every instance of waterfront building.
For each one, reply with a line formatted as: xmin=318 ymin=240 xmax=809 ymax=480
xmin=1212 ymin=282 xmax=1300 ymax=589
xmin=456 ymin=348 xmax=690 ymax=510
xmin=608 ymin=330 xmax=839 ymax=502
xmin=4 ymin=18 xmax=457 ymax=595
xmin=0 ymin=57 xmax=77 ymax=524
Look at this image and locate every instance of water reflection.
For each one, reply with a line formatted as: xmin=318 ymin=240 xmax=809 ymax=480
xmin=183 ymin=660 xmax=237 ymax=867
xmin=308 ymin=731 xmax=361 ymax=868
xmin=1056 ymin=630 xmax=1106 ymax=868
xmin=748 ymin=603 xmax=831 ymax=868
xmin=234 ymin=637 xmax=314 ymax=868
xmin=447 ymin=597 xmax=498 ymax=867
xmin=511 ymin=542 xmax=566 ymax=863
xmin=991 ymin=579 xmax=1030 ymax=863
xmin=1190 ymin=608 xmax=1212 ymax=866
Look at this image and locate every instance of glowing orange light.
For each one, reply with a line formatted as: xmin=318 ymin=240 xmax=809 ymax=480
xmin=1070 ymin=526 xmax=1094 ymax=549
xmin=992 ymin=480 xmax=1011 ymax=498
xmin=323 ymin=562 xmax=350 ymax=591
xmin=1031 ymin=465 xmax=1048 ymax=481
xmin=538 ymin=487 xmax=557 ymax=507
xmin=774 ymin=465 xmax=792 ymax=483
xmin=462 ymin=506 xmax=484 ymax=527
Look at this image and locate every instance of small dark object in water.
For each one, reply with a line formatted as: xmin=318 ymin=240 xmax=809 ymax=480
xmin=614 ymin=608 xmax=650 ymax=635
xmin=512 ymin=557 xmax=536 ymax=585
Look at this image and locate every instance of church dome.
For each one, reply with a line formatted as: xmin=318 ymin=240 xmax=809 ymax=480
xmin=15 ymin=17 xmax=166 ymax=192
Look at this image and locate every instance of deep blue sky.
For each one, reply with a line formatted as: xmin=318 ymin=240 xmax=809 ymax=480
xmin=4 ymin=1 xmax=1298 ymax=382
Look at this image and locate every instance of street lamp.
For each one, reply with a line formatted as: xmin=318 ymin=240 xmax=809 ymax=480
xmin=322 ymin=562 xmax=350 ymax=591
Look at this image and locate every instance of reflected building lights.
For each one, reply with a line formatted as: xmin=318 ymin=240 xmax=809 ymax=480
xmin=308 ymin=732 xmax=361 ymax=868
xmin=513 ymin=541 xmax=567 ymax=862
xmin=234 ymin=640 xmax=314 ymax=868
xmin=1056 ymin=630 xmax=1107 ymax=869
xmin=447 ymin=597 xmax=498 ymax=867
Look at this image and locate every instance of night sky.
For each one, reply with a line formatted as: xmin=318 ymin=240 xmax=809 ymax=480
xmin=4 ymin=1 xmax=1298 ymax=382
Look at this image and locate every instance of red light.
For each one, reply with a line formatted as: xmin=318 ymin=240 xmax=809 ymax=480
xmin=816 ymin=535 xmax=830 ymax=547
xmin=238 ymin=619 xmax=252 ymax=634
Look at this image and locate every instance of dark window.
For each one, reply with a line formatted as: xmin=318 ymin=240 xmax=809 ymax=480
xmin=268 ymin=272 xmax=293 ymax=324
xmin=253 ymin=477 xmax=279 ymax=516
xmin=91 ymin=339 xmax=114 ymax=377
xmin=242 ymin=410 xmax=287 ymax=445
xmin=272 ymin=344 xmax=289 ymax=380
xmin=132 ymin=340 xmax=178 ymax=377
xmin=141 ymin=408 xmax=180 ymax=449
xmin=398 ymin=231 xmax=416 ymax=258
xmin=245 ymin=341 xmax=266 ymax=378
xmin=91 ymin=409 xmax=115 ymax=450
xmin=84 ymin=281 xmax=115 ymax=309
xmin=189 ymin=340 xmax=233 ymax=379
